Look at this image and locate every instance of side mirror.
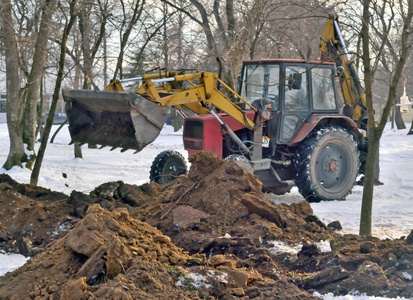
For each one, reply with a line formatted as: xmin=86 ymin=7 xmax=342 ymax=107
xmin=287 ymin=73 xmax=302 ymax=90
xmin=336 ymin=66 xmax=344 ymax=77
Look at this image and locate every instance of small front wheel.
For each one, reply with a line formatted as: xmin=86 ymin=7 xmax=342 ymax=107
xmin=150 ymin=150 xmax=187 ymax=184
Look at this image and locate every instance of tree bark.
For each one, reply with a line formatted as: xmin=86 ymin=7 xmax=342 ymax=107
xmin=78 ymin=3 xmax=93 ymax=89
xmin=394 ymin=105 xmax=406 ymax=129
xmin=31 ymin=0 xmax=78 ymax=185
xmin=177 ymin=4 xmax=183 ymax=67
xmin=188 ymin=0 xmax=219 ymax=60
xmin=359 ymin=0 xmax=374 ymax=236
xmin=22 ymin=0 xmax=57 ymax=161
xmin=1 ymin=0 xmax=27 ymax=170
xmin=162 ymin=1 xmax=168 ymax=69
xmin=225 ymin=0 xmax=235 ymax=41
xmin=408 ymin=118 xmax=413 ymax=135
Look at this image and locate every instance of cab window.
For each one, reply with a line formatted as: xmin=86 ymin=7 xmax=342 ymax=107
xmin=240 ymin=64 xmax=280 ymax=109
xmin=284 ymin=66 xmax=309 ymax=111
xmin=311 ymin=67 xmax=337 ymax=110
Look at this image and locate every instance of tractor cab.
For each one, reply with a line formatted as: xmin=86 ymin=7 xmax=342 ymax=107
xmin=238 ymin=59 xmax=340 ymax=145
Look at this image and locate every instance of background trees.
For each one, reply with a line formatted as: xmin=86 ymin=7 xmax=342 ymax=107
xmin=1 ymin=0 xmax=57 ymax=169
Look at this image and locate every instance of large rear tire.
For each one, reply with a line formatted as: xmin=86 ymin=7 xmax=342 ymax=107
xmin=150 ymin=150 xmax=187 ymax=185
xmin=295 ymin=126 xmax=359 ymax=202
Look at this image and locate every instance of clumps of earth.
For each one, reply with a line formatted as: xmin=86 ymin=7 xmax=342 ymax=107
xmin=1 ymin=152 xmax=413 ymax=299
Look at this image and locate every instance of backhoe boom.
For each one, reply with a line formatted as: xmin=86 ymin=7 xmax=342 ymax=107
xmin=319 ymin=16 xmax=368 ymax=130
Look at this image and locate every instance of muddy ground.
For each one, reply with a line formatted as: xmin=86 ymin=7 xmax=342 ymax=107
xmin=0 ymin=152 xmax=412 ymax=299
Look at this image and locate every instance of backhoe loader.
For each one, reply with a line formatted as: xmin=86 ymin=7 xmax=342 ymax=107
xmin=62 ymin=16 xmax=369 ymax=202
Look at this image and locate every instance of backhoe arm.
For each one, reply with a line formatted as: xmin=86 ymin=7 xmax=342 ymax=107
xmin=319 ymin=16 xmax=367 ymax=129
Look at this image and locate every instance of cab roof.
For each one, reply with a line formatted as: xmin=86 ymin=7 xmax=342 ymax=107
xmin=242 ymin=58 xmax=335 ymax=65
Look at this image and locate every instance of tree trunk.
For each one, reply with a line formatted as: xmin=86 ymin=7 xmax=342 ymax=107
xmin=22 ymin=0 xmax=58 ymax=157
xmin=359 ymin=133 xmax=379 ymax=236
xmin=31 ymin=0 xmax=78 ymax=185
xmin=359 ymin=0 xmax=413 ymax=236
xmin=78 ymin=4 xmax=93 ymax=89
xmin=34 ymin=76 xmax=45 ymax=141
xmin=189 ymin=0 xmax=219 ymax=60
xmin=163 ymin=1 xmax=169 ymax=69
xmin=1 ymin=0 xmax=27 ymax=170
xmin=177 ymin=7 xmax=183 ymax=67
xmin=103 ymin=32 xmax=108 ymax=87
xmin=408 ymin=118 xmax=413 ymax=135
xmin=394 ymin=105 xmax=406 ymax=129
xmin=50 ymin=119 xmax=68 ymax=144
xmin=74 ymin=142 xmax=83 ymax=159
xmin=73 ymin=44 xmax=83 ymax=158
xmin=359 ymin=0 xmax=374 ymax=237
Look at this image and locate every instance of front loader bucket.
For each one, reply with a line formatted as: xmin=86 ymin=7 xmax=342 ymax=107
xmin=62 ymin=89 xmax=167 ymax=152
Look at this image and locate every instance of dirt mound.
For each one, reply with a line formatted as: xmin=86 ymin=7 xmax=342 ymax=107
xmin=0 ymin=204 xmax=313 ymax=299
xmin=0 ymin=204 xmax=198 ymax=299
xmin=0 ymin=174 xmax=74 ymax=256
xmin=1 ymin=152 xmax=413 ymax=299
xmin=131 ymin=152 xmax=334 ymax=253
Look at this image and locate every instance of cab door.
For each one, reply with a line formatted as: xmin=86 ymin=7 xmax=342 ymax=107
xmin=278 ymin=65 xmax=311 ymax=144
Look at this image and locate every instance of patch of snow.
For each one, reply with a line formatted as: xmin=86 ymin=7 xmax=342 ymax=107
xmin=0 ymin=251 xmax=29 ymax=277
xmin=219 ymin=233 xmax=232 ymax=239
xmin=265 ymin=240 xmax=302 ymax=255
xmin=316 ymin=240 xmax=332 ymax=253
xmin=176 ymin=272 xmax=212 ymax=289
xmin=401 ymin=271 xmax=412 ymax=280
xmin=207 ymin=270 xmax=229 ymax=284
xmin=314 ymin=291 xmax=410 ymax=300
xmin=48 ymin=221 xmax=71 ymax=238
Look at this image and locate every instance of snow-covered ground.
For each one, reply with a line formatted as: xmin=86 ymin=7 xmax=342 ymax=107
xmin=0 ymin=123 xmax=412 ymax=300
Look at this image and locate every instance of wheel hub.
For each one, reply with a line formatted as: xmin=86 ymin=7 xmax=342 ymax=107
xmin=316 ymin=144 xmax=346 ymax=188
xmin=328 ymin=158 xmax=338 ymax=173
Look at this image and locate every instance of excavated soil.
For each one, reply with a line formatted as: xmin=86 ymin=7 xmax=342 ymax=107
xmin=1 ymin=152 xmax=413 ymax=299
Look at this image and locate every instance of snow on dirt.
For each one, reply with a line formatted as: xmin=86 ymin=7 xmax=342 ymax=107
xmin=0 ymin=251 xmax=30 ymax=276
xmin=0 ymin=123 xmax=412 ymax=300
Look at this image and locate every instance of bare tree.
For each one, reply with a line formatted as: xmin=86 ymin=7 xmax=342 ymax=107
xmin=21 ymin=0 xmax=57 ymax=165
xmin=0 ymin=0 xmax=26 ymax=169
xmin=1 ymin=0 xmax=57 ymax=170
xmin=359 ymin=0 xmax=413 ymax=236
xmin=75 ymin=0 xmax=108 ymax=89
xmin=111 ymin=0 xmax=146 ymax=80
xmin=125 ymin=8 xmax=175 ymax=77
xmin=31 ymin=0 xmax=78 ymax=185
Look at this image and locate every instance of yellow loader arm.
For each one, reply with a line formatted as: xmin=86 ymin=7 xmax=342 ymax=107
xmin=319 ymin=16 xmax=367 ymax=129
xmin=63 ymin=70 xmax=257 ymax=153
xmin=107 ymin=71 xmax=256 ymax=129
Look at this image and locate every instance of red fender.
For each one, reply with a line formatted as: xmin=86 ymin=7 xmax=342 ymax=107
xmin=289 ymin=115 xmax=359 ymax=145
